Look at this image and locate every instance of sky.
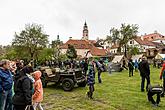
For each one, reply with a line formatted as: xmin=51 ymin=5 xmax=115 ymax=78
xmin=0 ymin=0 xmax=165 ymax=45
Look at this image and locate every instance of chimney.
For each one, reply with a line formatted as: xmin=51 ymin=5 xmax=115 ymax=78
xmin=154 ymin=30 xmax=157 ymax=33
xmin=69 ymin=37 xmax=72 ymax=40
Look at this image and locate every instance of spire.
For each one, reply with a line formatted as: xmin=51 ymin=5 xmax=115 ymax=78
xmin=82 ymin=21 xmax=89 ymax=40
xmin=84 ymin=21 xmax=87 ymax=26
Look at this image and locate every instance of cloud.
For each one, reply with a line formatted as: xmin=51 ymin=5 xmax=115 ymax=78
xmin=1 ymin=0 xmax=165 ymax=45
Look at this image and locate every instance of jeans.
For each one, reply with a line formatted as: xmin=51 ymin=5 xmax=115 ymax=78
xmin=87 ymin=84 xmax=94 ymax=99
xmin=148 ymin=90 xmax=161 ymax=105
xmin=129 ymin=69 xmax=133 ymax=77
xmin=0 ymin=89 xmax=13 ymax=110
xmin=98 ymin=70 xmax=102 ymax=83
xmin=141 ymin=75 xmax=150 ymax=91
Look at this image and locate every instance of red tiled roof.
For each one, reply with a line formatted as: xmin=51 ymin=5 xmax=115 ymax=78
xmin=89 ymin=47 xmax=107 ymax=56
xmin=89 ymin=40 xmax=96 ymax=44
xmin=143 ymin=33 xmax=165 ymax=41
xmin=134 ymin=37 xmax=155 ymax=46
xmin=60 ymin=39 xmax=106 ymax=56
xmin=60 ymin=39 xmax=94 ymax=49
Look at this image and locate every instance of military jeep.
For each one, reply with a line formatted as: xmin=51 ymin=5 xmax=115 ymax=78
xmin=40 ymin=66 xmax=86 ymax=91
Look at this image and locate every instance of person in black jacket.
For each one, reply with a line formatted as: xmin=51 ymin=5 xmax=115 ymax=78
xmin=147 ymin=84 xmax=163 ymax=107
xmin=138 ymin=57 xmax=151 ymax=92
xmin=128 ymin=59 xmax=134 ymax=77
xmin=12 ymin=66 xmax=33 ymax=110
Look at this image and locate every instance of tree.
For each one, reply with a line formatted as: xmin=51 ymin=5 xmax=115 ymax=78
xmin=105 ymin=27 xmax=121 ymax=52
xmin=37 ymin=47 xmax=53 ymax=63
xmin=120 ymin=24 xmax=138 ymax=57
xmin=128 ymin=47 xmax=139 ymax=55
xmin=51 ymin=35 xmax=63 ymax=60
xmin=12 ymin=23 xmax=49 ymax=62
xmin=106 ymin=24 xmax=138 ymax=57
xmin=66 ymin=44 xmax=77 ymax=59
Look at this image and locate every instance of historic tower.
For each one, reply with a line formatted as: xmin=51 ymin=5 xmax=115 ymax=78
xmin=82 ymin=21 xmax=88 ymax=40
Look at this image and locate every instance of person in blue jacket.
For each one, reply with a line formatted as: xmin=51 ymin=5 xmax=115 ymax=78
xmin=0 ymin=59 xmax=13 ymax=110
xmin=134 ymin=59 xmax=139 ymax=72
xmin=86 ymin=62 xmax=95 ymax=99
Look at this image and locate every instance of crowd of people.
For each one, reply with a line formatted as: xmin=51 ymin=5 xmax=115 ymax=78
xmin=1 ymin=56 xmax=165 ymax=109
xmin=0 ymin=59 xmax=44 ymax=110
xmin=122 ymin=56 xmax=164 ymax=107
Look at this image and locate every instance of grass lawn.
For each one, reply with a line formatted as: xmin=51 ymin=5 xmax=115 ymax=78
xmin=42 ymin=67 xmax=165 ymax=110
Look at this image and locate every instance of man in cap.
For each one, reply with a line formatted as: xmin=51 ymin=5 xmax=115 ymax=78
xmin=138 ymin=56 xmax=150 ymax=92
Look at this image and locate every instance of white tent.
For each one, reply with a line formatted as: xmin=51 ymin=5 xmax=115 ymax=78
xmin=155 ymin=53 xmax=165 ymax=59
xmin=132 ymin=54 xmax=143 ymax=62
xmin=112 ymin=55 xmax=124 ymax=63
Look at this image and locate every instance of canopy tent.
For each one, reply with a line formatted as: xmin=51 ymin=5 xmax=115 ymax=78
xmin=131 ymin=54 xmax=143 ymax=62
xmin=112 ymin=55 xmax=124 ymax=63
xmin=155 ymin=53 xmax=165 ymax=59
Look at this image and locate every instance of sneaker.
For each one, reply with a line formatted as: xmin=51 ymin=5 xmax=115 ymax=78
xmin=152 ymin=104 xmax=158 ymax=107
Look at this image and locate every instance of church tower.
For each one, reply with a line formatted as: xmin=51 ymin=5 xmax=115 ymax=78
xmin=82 ymin=21 xmax=88 ymax=40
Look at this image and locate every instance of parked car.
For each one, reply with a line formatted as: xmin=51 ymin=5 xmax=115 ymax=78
xmin=40 ymin=66 xmax=86 ymax=91
xmin=111 ymin=63 xmax=123 ymax=72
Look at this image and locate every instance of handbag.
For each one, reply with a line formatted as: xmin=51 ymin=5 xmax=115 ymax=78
xmin=25 ymin=105 xmax=34 ymax=110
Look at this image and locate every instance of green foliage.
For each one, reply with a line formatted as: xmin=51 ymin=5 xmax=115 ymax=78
xmin=51 ymin=35 xmax=63 ymax=61
xmin=37 ymin=48 xmax=53 ymax=63
xmin=106 ymin=24 xmax=139 ymax=56
xmin=128 ymin=46 xmax=139 ymax=55
xmin=12 ymin=23 xmax=49 ymax=61
xmin=66 ymin=44 xmax=77 ymax=59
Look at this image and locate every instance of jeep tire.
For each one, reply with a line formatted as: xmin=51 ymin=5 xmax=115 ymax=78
xmin=62 ymin=78 xmax=74 ymax=91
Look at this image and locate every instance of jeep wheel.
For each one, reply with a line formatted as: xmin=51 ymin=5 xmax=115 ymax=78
xmin=62 ymin=78 xmax=74 ymax=91
xmin=77 ymin=80 xmax=86 ymax=87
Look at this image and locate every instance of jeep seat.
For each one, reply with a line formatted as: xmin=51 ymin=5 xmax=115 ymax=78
xmin=45 ymin=68 xmax=56 ymax=77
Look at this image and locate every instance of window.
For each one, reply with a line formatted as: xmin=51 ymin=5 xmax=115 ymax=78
xmin=148 ymin=50 xmax=150 ymax=56
xmin=130 ymin=41 xmax=133 ymax=44
xmin=151 ymin=37 xmax=153 ymax=39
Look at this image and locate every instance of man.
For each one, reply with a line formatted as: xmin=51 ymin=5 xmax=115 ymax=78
xmin=147 ymin=84 xmax=163 ymax=107
xmin=128 ymin=59 xmax=134 ymax=77
xmin=0 ymin=59 xmax=13 ymax=110
xmin=95 ymin=60 xmax=104 ymax=83
xmin=159 ymin=58 xmax=165 ymax=95
xmin=138 ymin=57 xmax=150 ymax=92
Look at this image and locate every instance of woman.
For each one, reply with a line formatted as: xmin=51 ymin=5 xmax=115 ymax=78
xmin=12 ymin=66 xmax=33 ymax=110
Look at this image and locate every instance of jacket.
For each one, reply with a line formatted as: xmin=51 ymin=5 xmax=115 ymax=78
xmin=12 ymin=69 xmax=33 ymax=105
xmin=87 ymin=65 xmax=95 ymax=85
xmin=138 ymin=60 xmax=150 ymax=77
xmin=128 ymin=61 xmax=134 ymax=70
xmin=32 ymin=71 xmax=43 ymax=103
xmin=0 ymin=68 xmax=13 ymax=92
xmin=160 ymin=63 xmax=165 ymax=79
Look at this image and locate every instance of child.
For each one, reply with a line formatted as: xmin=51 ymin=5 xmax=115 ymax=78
xmin=86 ymin=62 xmax=95 ymax=99
xmin=32 ymin=71 xmax=44 ymax=110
